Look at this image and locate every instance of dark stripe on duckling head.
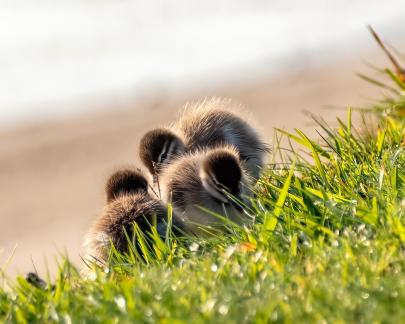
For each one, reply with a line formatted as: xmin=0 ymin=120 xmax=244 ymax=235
xmin=139 ymin=128 xmax=185 ymax=174
xmin=106 ymin=169 xmax=148 ymax=202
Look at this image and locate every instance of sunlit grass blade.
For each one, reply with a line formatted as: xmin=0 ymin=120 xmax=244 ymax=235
xmin=263 ymin=161 xmax=295 ymax=232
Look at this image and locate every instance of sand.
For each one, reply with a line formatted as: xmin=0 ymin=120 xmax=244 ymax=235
xmin=0 ymin=53 xmax=392 ymax=277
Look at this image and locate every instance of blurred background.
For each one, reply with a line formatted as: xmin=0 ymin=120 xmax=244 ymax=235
xmin=1 ymin=0 xmax=404 ymax=277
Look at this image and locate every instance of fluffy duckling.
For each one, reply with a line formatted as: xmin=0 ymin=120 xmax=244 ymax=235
xmin=82 ymin=169 xmax=182 ymax=266
xmin=158 ymin=145 xmax=253 ymax=236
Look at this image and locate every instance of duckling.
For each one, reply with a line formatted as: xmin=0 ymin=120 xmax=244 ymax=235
xmin=81 ymin=169 xmax=182 ymax=266
xmin=159 ymin=145 xmax=253 ymax=236
xmin=139 ymin=97 xmax=268 ymax=181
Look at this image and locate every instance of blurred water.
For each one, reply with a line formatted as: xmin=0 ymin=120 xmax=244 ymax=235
xmin=1 ymin=0 xmax=404 ymax=124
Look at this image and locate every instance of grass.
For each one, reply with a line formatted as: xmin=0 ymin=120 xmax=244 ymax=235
xmin=1 ymin=69 xmax=405 ymax=323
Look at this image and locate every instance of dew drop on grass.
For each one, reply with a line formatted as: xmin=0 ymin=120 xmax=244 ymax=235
xmin=88 ymin=271 xmax=97 ymax=282
xmin=254 ymin=251 xmax=263 ymax=262
xmin=189 ymin=242 xmax=199 ymax=252
xmin=357 ymin=224 xmax=366 ymax=233
xmin=218 ymin=304 xmax=229 ymax=315
xmin=224 ymin=245 xmax=236 ymax=259
xmin=63 ymin=314 xmax=72 ymax=324
xmin=211 ymin=264 xmax=218 ymax=272
xmin=202 ymin=299 xmax=216 ymax=312
xmin=87 ymin=295 xmax=97 ymax=305
xmin=114 ymin=296 xmax=126 ymax=312
xmin=50 ymin=305 xmax=59 ymax=321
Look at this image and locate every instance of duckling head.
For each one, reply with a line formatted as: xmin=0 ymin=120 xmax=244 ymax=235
xmin=139 ymin=128 xmax=185 ymax=178
xmin=105 ymin=169 xmax=148 ymax=203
